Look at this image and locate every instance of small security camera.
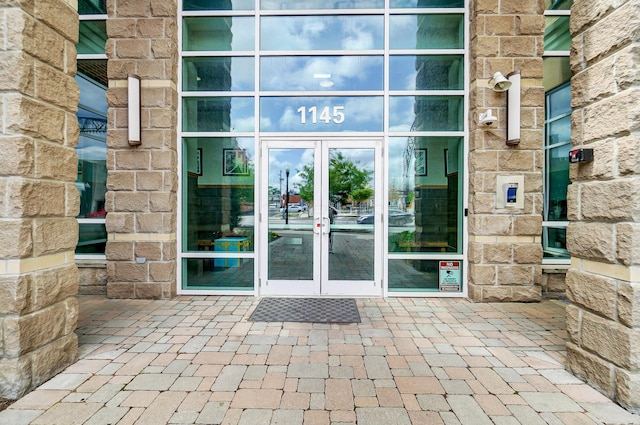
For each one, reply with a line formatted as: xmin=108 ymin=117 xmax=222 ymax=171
xmin=479 ymin=109 xmax=497 ymax=126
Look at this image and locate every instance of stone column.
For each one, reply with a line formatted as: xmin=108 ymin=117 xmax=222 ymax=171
xmin=467 ymin=0 xmax=545 ymax=302
xmin=0 ymin=1 xmax=79 ymax=398
xmin=565 ymin=0 xmax=640 ymax=411
xmin=104 ymin=0 xmax=178 ymax=299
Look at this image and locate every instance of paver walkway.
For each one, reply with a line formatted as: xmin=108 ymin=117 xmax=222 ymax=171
xmin=1 ymin=296 xmax=640 ymax=425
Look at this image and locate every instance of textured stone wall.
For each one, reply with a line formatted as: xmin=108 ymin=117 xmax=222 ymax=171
xmin=565 ymin=0 xmax=640 ymax=412
xmin=0 ymin=1 xmax=80 ymax=398
xmin=467 ymin=0 xmax=545 ymax=301
xmin=104 ymin=0 xmax=178 ymax=299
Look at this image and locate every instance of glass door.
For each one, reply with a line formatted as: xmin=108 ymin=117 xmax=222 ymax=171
xmin=260 ymin=139 xmax=381 ymax=296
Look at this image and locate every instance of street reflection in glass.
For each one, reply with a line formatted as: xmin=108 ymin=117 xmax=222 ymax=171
xmin=328 ymin=148 xmax=375 ymax=281
xmin=268 ymin=148 xmax=315 ymax=280
xmin=388 ymin=137 xmax=462 ymax=255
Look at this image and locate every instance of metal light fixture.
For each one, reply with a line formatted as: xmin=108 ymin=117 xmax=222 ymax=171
xmin=489 ymin=71 xmax=512 ymax=92
xmin=127 ymin=75 xmax=141 ymax=146
xmin=488 ymin=70 xmax=521 ymax=146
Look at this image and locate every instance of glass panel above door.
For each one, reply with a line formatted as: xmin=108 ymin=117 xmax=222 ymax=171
xmin=260 ymin=56 xmax=384 ymax=91
xmin=260 ymin=96 xmax=383 ymax=132
xmin=260 ymin=15 xmax=384 ymax=50
xmin=389 ymin=14 xmax=464 ymax=50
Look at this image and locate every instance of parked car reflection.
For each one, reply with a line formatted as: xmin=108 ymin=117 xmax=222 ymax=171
xmin=356 ymin=209 xmax=413 ymax=226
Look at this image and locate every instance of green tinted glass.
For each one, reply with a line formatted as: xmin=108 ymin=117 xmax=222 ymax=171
xmin=389 ymin=259 xmax=463 ymax=292
xmin=183 ymin=17 xmax=255 ymax=51
xmin=390 ymin=96 xmax=463 ymax=131
xmin=183 ymin=0 xmax=254 ymax=10
xmin=77 ymin=21 xmax=107 ymax=54
xmin=390 ymin=15 xmax=464 ymax=49
xmin=261 ymin=0 xmax=383 ymax=9
xmin=545 ymin=16 xmax=571 ymax=51
xmin=390 ymin=55 xmax=463 ymax=90
xmin=390 ymin=0 xmax=463 ymax=7
xmin=79 ymin=0 xmax=106 ymax=14
xmin=545 ymin=0 xmax=573 ymax=10
xmin=182 ymin=97 xmax=255 ymax=132
xmin=183 ymin=57 xmax=255 ymax=91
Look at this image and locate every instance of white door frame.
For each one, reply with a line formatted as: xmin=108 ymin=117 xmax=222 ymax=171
xmin=259 ymin=138 xmax=383 ymax=297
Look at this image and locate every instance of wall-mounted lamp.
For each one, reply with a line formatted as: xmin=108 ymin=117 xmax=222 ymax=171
xmin=128 ymin=75 xmax=141 ymax=146
xmin=489 ymin=70 xmax=521 ymax=146
xmin=489 ymin=71 xmax=512 ymax=92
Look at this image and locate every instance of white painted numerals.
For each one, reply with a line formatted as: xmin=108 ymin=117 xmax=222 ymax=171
xmin=297 ymin=106 xmax=345 ymax=125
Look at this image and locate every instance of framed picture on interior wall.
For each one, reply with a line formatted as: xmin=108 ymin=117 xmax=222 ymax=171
xmin=415 ymin=149 xmax=427 ymax=176
xmin=196 ymin=148 xmax=202 ymax=176
xmin=223 ymin=148 xmax=250 ymax=176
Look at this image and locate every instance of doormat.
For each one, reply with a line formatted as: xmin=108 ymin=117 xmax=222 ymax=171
xmin=249 ymin=298 xmax=361 ymax=323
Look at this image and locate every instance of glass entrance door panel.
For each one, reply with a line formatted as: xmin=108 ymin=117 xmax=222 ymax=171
xmin=322 ymin=144 xmax=379 ymax=295
xmin=262 ymin=143 xmax=319 ymax=295
xmin=261 ymin=139 xmax=381 ymax=296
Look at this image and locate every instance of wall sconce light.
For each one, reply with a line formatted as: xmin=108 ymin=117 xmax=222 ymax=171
xmin=489 ymin=70 xmax=521 ymax=146
xmin=489 ymin=71 xmax=512 ymax=92
xmin=128 ymin=75 xmax=141 ymax=146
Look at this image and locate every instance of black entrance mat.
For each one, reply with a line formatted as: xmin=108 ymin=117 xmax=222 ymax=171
xmin=249 ymin=298 xmax=361 ymax=323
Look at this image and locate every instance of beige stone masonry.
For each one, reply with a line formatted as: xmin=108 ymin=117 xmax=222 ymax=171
xmin=468 ymin=0 xmax=544 ymax=302
xmin=0 ymin=1 xmax=79 ymax=399
xmin=105 ymin=1 xmax=178 ymax=299
xmin=567 ymin=0 xmax=640 ymax=413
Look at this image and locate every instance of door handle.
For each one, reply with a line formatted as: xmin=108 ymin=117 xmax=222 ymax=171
xmin=322 ymin=217 xmax=330 ymax=234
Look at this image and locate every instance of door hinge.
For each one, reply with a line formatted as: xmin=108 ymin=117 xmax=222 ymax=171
xmin=464 ymin=208 xmax=469 ymax=217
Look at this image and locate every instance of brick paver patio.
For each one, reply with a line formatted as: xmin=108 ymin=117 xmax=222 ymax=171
xmin=1 ymin=296 xmax=639 ymax=425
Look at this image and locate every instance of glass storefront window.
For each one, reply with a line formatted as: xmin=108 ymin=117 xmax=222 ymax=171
xmin=183 ymin=0 xmax=254 ymax=10
xmin=260 ymin=15 xmax=384 ymax=51
xmin=183 ymin=57 xmax=255 ymax=91
xmin=390 ymin=0 xmax=464 ymax=7
xmin=389 ymin=55 xmax=463 ymax=90
xmin=390 ymin=14 xmax=464 ymax=50
xmin=183 ymin=259 xmax=254 ymax=290
xmin=543 ymin=57 xmax=571 ymax=91
xmin=545 ymin=16 xmax=571 ymax=51
xmin=182 ymin=97 xmax=255 ymax=132
xmin=545 ymin=0 xmax=573 ymax=10
xmin=77 ymin=223 xmax=107 ymax=254
xmin=76 ymin=69 xmax=107 ymax=255
xmin=79 ymin=0 xmax=106 ymax=14
xmin=390 ymin=96 xmax=463 ymax=131
xmin=77 ymin=21 xmax=107 ymax=54
xmin=389 ymin=259 xmax=463 ymax=292
xmin=543 ymin=83 xmax=571 ymax=259
xmin=260 ymin=96 xmax=384 ymax=132
xmin=388 ymin=137 xmax=462 ymax=255
xmin=261 ymin=0 xmax=384 ymax=9
xmin=183 ymin=17 xmax=255 ymax=51
xmin=182 ymin=137 xmax=255 ymax=254
xmin=261 ymin=56 xmax=383 ymax=91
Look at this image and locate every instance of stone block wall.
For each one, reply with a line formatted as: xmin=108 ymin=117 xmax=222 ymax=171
xmin=565 ymin=0 xmax=640 ymax=412
xmin=467 ymin=0 xmax=545 ymax=301
xmin=0 ymin=1 xmax=80 ymax=398
xmin=104 ymin=0 xmax=178 ymax=299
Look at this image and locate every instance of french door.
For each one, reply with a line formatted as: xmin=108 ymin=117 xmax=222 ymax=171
xmin=260 ymin=139 xmax=382 ymax=296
